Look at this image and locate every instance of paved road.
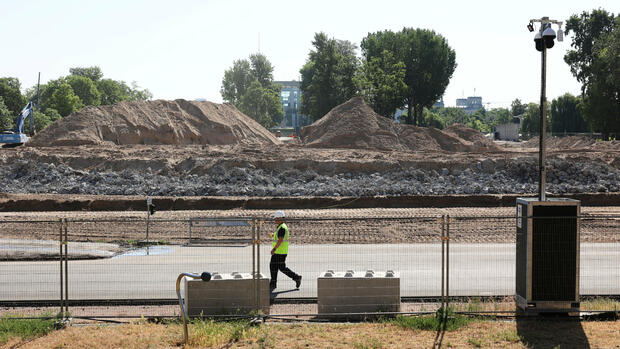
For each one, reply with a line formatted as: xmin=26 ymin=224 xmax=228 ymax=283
xmin=1 ymin=243 xmax=618 ymax=301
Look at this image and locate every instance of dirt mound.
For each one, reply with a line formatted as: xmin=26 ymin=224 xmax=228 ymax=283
xmin=444 ymin=124 xmax=500 ymax=151
xmin=300 ymin=97 xmax=499 ymax=152
xmin=28 ymin=99 xmax=280 ymax=146
xmin=523 ymin=136 xmax=620 ymax=150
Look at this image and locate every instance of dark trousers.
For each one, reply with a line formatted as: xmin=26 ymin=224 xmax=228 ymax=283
xmin=269 ymin=253 xmax=299 ymax=287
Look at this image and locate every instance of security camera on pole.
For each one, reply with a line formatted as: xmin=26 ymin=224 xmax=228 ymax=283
xmin=515 ymin=18 xmax=580 ymax=315
xmin=527 ymin=16 xmax=563 ymax=201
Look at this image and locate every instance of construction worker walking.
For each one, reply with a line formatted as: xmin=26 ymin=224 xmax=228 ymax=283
xmin=269 ymin=210 xmax=301 ymax=291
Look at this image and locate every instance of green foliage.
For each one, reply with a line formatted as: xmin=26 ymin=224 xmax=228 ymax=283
xmin=421 ymin=109 xmax=445 ymax=129
xmin=362 ymin=28 xmax=456 ymax=125
xmin=565 ymin=10 xmax=619 ymax=137
xmin=221 ymin=54 xmax=283 ymax=128
xmin=190 ymin=319 xmax=262 ymax=347
xmin=0 ymin=77 xmax=27 ymax=116
xmin=127 ymin=81 xmax=153 ymax=101
xmin=520 ymin=102 xmax=551 ymax=138
xmin=66 ymin=75 xmax=101 ymax=107
xmin=221 ymin=59 xmax=253 ymax=105
xmin=0 ymin=97 xmax=14 ymax=131
xmin=300 ymin=32 xmax=359 ymax=121
xmin=580 ymin=17 xmax=620 ymax=136
xmin=239 ymin=81 xmax=283 ymax=128
xmin=550 ymin=93 xmax=589 ymax=133
xmin=0 ymin=314 xmax=58 ymax=344
xmin=510 ymin=99 xmax=527 ymax=116
xmin=391 ymin=307 xmax=474 ymax=332
xmin=564 ymin=9 xmax=616 ymax=89
xmin=97 ymin=78 xmax=130 ymax=105
xmin=69 ymin=66 xmax=104 ymax=82
xmin=48 ymin=83 xmax=84 ymax=117
xmin=356 ymin=49 xmax=407 ymax=118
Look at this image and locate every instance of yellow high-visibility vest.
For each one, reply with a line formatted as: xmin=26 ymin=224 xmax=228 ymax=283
xmin=272 ymin=223 xmax=290 ymax=254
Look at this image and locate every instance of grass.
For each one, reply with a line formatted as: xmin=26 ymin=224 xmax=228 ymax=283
xmin=581 ymin=297 xmax=620 ymax=311
xmin=391 ymin=307 xmax=475 ymax=331
xmin=0 ymin=313 xmax=60 ymax=344
xmin=189 ymin=319 xmax=265 ymax=347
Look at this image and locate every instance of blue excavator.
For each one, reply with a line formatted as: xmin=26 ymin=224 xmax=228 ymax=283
xmin=1 ymin=73 xmax=39 ymax=147
xmin=0 ymin=101 xmax=35 ymax=147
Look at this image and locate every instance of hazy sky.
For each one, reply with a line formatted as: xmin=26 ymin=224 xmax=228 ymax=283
xmin=1 ymin=0 xmax=617 ymax=109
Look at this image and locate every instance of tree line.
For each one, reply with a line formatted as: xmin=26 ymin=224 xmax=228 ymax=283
xmin=0 ymin=66 xmax=152 ymax=133
xmin=223 ymin=9 xmax=617 ymax=137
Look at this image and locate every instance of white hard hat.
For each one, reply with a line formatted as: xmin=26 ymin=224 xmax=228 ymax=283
xmin=272 ymin=210 xmax=285 ymax=219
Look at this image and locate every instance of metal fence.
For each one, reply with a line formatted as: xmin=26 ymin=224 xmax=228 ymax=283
xmin=0 ymin=214 xmax=618 ymax=319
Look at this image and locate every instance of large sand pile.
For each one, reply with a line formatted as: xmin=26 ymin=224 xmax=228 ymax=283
xmin=300 ymin=97 xmax=499 ymax=152
xmin=28 ymin=99 xmax=280 ymax=146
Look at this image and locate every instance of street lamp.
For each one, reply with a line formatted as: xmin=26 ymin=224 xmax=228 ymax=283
xmin=528 ymin=16 xmax=563 ymax=201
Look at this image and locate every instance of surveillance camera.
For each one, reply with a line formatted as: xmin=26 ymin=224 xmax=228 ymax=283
xmin=534 ymin=32 xmax=543 ymax=52
xmin=542 ymin=27 xmax=556 ymax=48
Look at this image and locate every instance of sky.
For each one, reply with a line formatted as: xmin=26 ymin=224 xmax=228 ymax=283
xmin=1 ymin=0 xmax=617 ymax=109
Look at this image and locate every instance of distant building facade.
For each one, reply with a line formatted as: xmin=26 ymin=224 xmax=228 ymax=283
xmin=456 ymin=96 xmax=483 ymax=114
xmin=274 ymin=81 xmax=309 ymax=130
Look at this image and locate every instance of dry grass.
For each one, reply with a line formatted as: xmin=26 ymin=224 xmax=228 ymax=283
xmin=5 ymin=317 xmax=619 ymax=348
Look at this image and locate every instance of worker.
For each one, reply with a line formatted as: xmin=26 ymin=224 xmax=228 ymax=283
xmin=269 ymin=210 xmax=301 ymax=291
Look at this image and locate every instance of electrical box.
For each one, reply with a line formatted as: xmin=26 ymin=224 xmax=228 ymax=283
xmin=516 ymin=198 xmax=580 ymax=313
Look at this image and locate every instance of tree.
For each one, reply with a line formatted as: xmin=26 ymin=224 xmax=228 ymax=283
xmin=238 ymin=81 xmax=283 ymax=128
xmin=356 ymin=49 xmax=407 ymax=117
xmin=127 ymin=81 xmax=153 ymax=101
xmin=249 ymin=53 xmax=274 ymax=88
xmin=521 ymin=102 xmax=551 ymax=138
xmin=486 ymin=108 xmax=512 ymax=127
xmin=580 ymin=17 xmax=620 ymax=137
xmin=66 ymin=75 xmax=101 ymax=106
xmin=421 ymin=109 xmax=445 ymax=129
xmin=564 ymin=9 xmax=616 ymax=90
xmin=300 ymin=32 xmax=359 ymax=121
xmin=48 ymin=83 xmax=83 ymax=117
xmin=221 ymin=54 xmax=283 ymax=127
xmin=550 ymin=93 xmax=589 ymax=133
xmin=361 ymin=28 xmax=456 ymax=125
xmin=221 ymin=59 xmax=253 ymax=105
xmin=0 ymin=97 xmax=13 ymax=130
xmin=97 ymin=79 xmax=130 ymax=105
xmin=510 ymin=99 xmax=527 ymax=116
xmin=0 ymin=77 xmax=27 ymax=116
xmin=69 ymin=66 xmax=104 ymax=82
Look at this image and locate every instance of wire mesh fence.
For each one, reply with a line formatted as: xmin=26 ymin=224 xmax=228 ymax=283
xmin=0 ymin=213 xmax=618 ymax=319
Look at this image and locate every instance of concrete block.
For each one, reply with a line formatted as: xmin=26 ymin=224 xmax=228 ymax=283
xmin=317 ymin=270 xmax=400 ymax=316
xmin=184 ymin=272 xmax=269 ymax=316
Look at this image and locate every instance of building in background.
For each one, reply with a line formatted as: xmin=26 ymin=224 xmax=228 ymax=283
xmin=274 ymin=81 xmax=309 ymax=133
xmin=456 ymin=96 xmax=483 ymax=114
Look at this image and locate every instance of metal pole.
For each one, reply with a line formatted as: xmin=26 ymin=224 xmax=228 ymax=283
xmin=64 ymin=219 xmax=69 ymax=315
xmin=446 ymin=215 xmax=450 ymax=312
xmin=59 ymin=219 xmax=63 ymax=315
xmin=252 ymin=220 xmax=257 ymax=312
xmin=146 ymin=208 xmax=150 ymax=243
xmin=539 ymin=26 xmax=548 ymax=202
xmin=176 ymin=272 xmax=204 ymax=344
xmin=441 ymin=216 xmax=445 ymax=312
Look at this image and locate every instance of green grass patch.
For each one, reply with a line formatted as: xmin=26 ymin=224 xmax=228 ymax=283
xmin=391 ymin=307 xmax=475 ymax=331
xmin=581 ymin=297 xmax=620 ymax=311
xmin=468 ymin=338 xmax=483 ymax=347
xmin=189 ymin=319 xmax=264 ymax=347
xmin=0 ymin=313 xmax=59 ymax=344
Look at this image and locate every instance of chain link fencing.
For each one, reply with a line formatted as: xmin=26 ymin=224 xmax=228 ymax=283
xmin=0 ymin=213 xmax=618 ymax=319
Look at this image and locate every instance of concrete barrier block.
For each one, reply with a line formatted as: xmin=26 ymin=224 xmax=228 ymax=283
xmin=317 ymin=270 xmax=400 ymax=317
xmin=184 ymin=272 xmax=269 ymax=316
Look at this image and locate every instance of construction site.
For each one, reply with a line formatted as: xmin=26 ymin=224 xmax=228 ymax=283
xmin=1 ymin=96 xmax=619 ymax=328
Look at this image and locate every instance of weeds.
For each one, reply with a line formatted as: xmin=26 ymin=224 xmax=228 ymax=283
xmin=189 ymin=319 xmax=264 ymax=347
xmin=0 ymin=313 xmax=60 ymax=344
xmin=391 ymin=307 xmax=475 ymax=331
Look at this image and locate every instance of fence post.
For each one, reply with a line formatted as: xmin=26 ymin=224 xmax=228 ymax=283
xmin=59 ymin=218 xmax=63 ymax=316
xmin=446 ymin=215 xmax=450 ymax=312
xmin=441 ymin=215 xmax=445 ymax=312
xmin=64 ymin=219 xmax=69 ymax=316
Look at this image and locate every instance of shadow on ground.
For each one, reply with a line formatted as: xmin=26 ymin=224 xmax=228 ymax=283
xmin=516 ymin=315 xmax=591 ymax=348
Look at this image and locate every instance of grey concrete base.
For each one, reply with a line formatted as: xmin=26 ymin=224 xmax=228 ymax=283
xmin=184 ymin=273 xmax=270 ymax=316
xmin=317 ymin=271 xmax=400 ymax=317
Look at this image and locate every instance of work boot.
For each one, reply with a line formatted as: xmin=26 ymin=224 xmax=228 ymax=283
xmin=295 ymin=276 xmax=302 ymax=289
